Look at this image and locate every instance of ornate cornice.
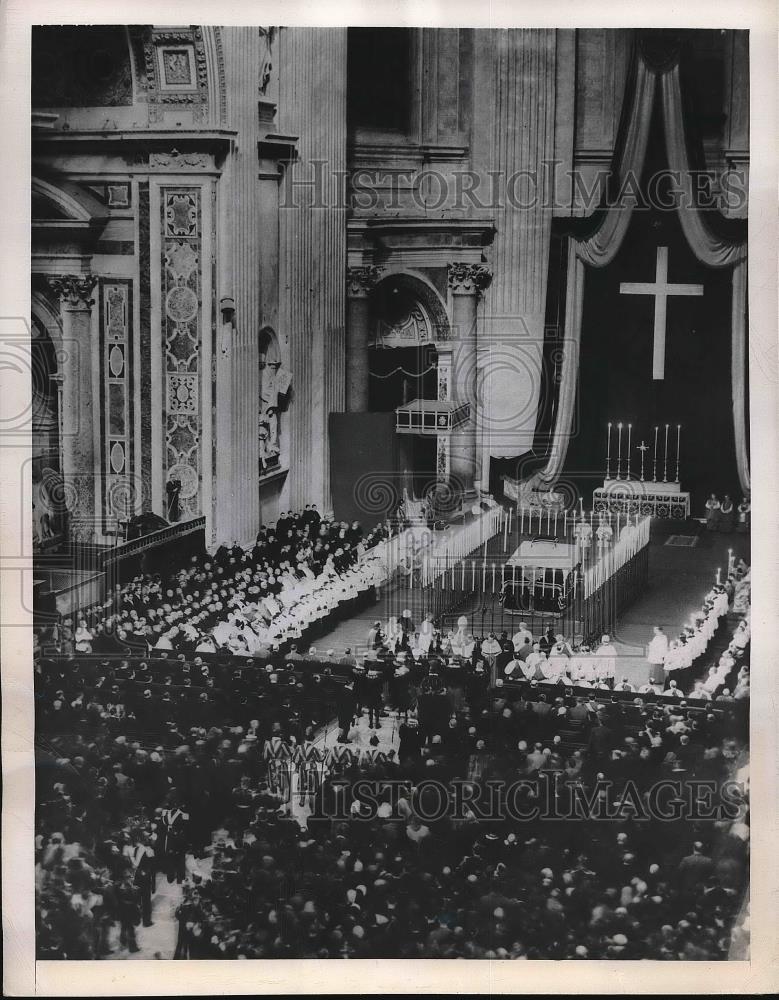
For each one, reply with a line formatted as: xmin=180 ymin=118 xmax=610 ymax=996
xmin=447 ymin=262 xmax=493 ymax=296
xmin=46 ymin=274 xmax=99 ymax=309
xmin=346 ymin=265 xmax=384 ymax=298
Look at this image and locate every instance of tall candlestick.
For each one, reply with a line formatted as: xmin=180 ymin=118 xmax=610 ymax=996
xmin=637 ymin=441 xmax=648 ymax=482
xmin=675 ymin=424 xmax=681 ymax=483
xmin=563 ymin=510 xmax=568 ymax=536
xmin=716 ymin=567 xmax=721 ymax=585
xmin=663 ymin=424 xmax=670 ymax=482
xmin=626 ymin=424 xmax=632 ymax=478
xmin=554 ymin=512 xmax=558 ymax=536
xmin=652 ymin=426 xmax=659 ymax=482
xmin=606 ymin=422 xmax=612 ymax=479
xmin=616 ymin=422 xmax=623 ymax=479
xmin=579 ymin=497 xmax=584 ymax=517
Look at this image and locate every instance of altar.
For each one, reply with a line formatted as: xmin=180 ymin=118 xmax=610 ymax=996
xmin=593 ymin=482 xmax=691 ymax=519
xmin=594 ymin=422 xmax=691 ymax=519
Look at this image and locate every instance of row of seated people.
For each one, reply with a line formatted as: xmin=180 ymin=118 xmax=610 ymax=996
xmin=36 ymin=630 xmax=749 ymax=959
xmin=39 ymin=509 xmax=401 ymax=661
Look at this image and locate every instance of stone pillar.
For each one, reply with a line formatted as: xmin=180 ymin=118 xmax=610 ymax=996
xmin=447 ymin=263 xmax=492 ymax=500
xmin=346 ymin=266 xmax=382 ymax=412
xmin=47 ymin=275 xmax=99 ymax=540
xmin=278 ymin=27 xmax=348 ymax=512
xmin=219 ymin=27 xmax=263 ymax=545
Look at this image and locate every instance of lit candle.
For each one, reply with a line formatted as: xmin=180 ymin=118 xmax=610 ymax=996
xmin=563 ymin=510 xmax=568 ymax=536
xmin=652 ymin=426 xmax=659 ymax=482
xmin=626 ymin=424 xmax=632 ymax=478
xmin=579 ymin=497 xmax=584 ymax=517
xmin=606 ymin=422 xmax=612 ymax=479
xmin=663 ymin=424 xmax=670 ymax=482
xmin=675 ymin=424 xmax=681 ymax=483
xmin=554 ymin=511 xmax=558 ymax=536
xmin=716 ymin=567 xmax=721 ymax=585
xmin=617 ymin=422 xmax=623 ymax=479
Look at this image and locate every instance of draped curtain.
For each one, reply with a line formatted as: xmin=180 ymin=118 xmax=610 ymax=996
xmin=533 ymin=45 xmax=749 ymax=495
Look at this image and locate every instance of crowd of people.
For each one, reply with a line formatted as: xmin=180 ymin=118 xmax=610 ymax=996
xmin=704 ymin=494 xmax=750 ymax=533
xmin=40 ymin=508 xmax=401 ymax=661
xmin=35 ymin=584 xmax=749 ymax=961
xmin=33 ymin=501 xmax=751 ymax=961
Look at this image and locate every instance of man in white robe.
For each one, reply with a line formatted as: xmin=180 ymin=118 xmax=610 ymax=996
xmin=646 ymin=626 xmax=668 ymax=685
xmin=594 ymin=634 xmax=617 ymax=685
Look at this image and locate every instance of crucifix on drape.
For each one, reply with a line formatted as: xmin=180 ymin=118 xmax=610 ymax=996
xmin=533 ymin=47 xmax=748 ymax=495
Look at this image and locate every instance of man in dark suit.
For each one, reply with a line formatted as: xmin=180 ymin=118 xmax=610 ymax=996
xmin=337 ymin=679 xmax=356 ymax=743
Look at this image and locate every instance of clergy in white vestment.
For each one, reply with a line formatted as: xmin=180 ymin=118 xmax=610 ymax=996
xmin=596 ymin=519 xmax=613 ymax=548
xmin=594 ymin=635 xmax=617 ymax=683
xmin=647 ymin=626 xmax=668 ymax=684
xmin=511 ymin=625 xmax=533 ymax=649
xmin=548 ymin=643 xmax=571 ymax=675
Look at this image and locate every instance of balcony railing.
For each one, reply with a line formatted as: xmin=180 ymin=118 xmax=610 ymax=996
xmin=395 ymin=398 xmax=470 ymax=436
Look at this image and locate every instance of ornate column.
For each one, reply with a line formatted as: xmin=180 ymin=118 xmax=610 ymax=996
xmin=346 ymin=266 xmax=382 ymax=412
xmin=47 ymin=275 xmax=99 ymax=539
xmin=447 ymin=263 xmax=492 ymax=500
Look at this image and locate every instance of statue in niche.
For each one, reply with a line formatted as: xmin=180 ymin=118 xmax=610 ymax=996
xmin=258 ymin=327 xmax=290 ymax=474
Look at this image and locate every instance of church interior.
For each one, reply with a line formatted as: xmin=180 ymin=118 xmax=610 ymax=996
xmin=32 ymin=26 xmax=751 ymax=962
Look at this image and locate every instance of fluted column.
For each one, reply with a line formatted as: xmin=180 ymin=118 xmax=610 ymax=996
xmin=346 ymin=266 xmax=382 ymax=412
xmin=46 ymin=275 xmax=99 ymax=540
xmin=278 ymin=27 xmax=347 ymax=512
xmin=219 ymin=27 xmax=262 ymax=544
xmin=447 ymin=263 xmax=492 ymax=500
xmin=472 ymin=29 xmax=557 ymax=461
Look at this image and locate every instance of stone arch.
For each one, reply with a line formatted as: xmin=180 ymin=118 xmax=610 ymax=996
xmin=370 ymin=269 xmax=450 ymax=346
xmin=30 ymin=295 xmax=66 ymax=546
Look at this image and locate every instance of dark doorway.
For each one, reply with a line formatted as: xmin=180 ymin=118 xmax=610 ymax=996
xmin=368 ymin=345 xmax=438 ymax=412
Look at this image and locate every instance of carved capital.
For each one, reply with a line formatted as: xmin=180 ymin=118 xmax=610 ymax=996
xmin=47 ymin=274 xmax=99 ymax=310
xmin=447 ymin=262 xmax=492 ymax=296
xmin=347 ymin=265 xmax=384 ymax=298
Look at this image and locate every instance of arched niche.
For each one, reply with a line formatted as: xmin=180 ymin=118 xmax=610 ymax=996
xmin=258 ymin=326 xmax=291 ymax=475
xmin=369 ymin=270 xmax=450 ymax=347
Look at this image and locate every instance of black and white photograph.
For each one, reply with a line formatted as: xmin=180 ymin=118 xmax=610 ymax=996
xmin=1 ymin=1 xmax=777 ymax=995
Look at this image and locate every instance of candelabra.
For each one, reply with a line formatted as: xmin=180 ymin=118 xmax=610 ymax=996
xmin=652 ymin=426 xmax=659 ymax=482
xmin=663 ymin=423 xmax=670 ymax=483
xmin=675 ymin=424 xmax=681 ymax=483
xmin=637 ymin=441 xmax=648 ymax=482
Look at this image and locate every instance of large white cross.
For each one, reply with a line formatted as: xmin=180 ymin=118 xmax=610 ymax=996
xmin=619 ymin=245 xmax=703 ymax=380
